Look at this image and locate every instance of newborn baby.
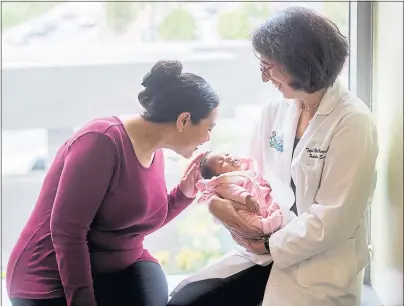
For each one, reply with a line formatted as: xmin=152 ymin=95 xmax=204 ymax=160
xmin=196 ymin=152 xmax=283 ymax=235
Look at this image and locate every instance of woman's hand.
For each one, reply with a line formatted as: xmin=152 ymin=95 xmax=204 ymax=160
xmin=179 ymin=152 xmax=205 ymax=198
xmin=230 ymin=232 xmax=268 ymax=255
xmin=245 ymin=195 xmax=260 ymax=214
xmin=245 ymin=239 xmax=268 ymax=255
xmin=208 ymin=196 xmax=263 ymax=239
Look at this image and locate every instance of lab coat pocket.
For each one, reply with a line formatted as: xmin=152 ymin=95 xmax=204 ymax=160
xmin=296 ymin=238 xmax=357 ymax=292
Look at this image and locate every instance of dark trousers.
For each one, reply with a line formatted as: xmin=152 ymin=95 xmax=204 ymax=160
xmin=11 ymin=261 xmax=168 ymax=306
xmin=168 ymin=263 xmax=272 ymax=306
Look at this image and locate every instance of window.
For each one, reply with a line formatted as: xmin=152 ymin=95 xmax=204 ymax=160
xmin=2 ymin=1 xmax=351 ymax=281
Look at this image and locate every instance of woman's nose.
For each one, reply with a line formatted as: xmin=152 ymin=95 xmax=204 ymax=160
xmin=205 ymin=133 xmax=211 ymax=142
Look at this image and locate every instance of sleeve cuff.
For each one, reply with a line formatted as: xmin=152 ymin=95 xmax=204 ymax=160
xmin=267 ymin=231 xmax=286 ymax=269
xmin=174 ymin=186 xmax=196 ymax=205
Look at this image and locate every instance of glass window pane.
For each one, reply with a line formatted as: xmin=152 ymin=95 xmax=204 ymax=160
xmin=2 ymin=1 xmax=351 ymax=281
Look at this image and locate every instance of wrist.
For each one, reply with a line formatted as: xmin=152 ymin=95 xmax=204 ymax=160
xmin=178 ymin=184 xmax=195 ymax=199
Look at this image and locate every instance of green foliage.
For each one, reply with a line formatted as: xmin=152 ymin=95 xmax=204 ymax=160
xmin=217 ymin=2 xmax=271 ymax=40
xmin=173 ymin=205 xmax=224 ymax=273
xmin=106 ymin=2 xmax=144 ymax=33
xmin=174 ymin=247 xmax=223 ymax=273
xmin=2 ymin=2 xmax=57 ymax=30
xmin=177 ymin=205 xmax=221 ymax=251
xmin=158 ymin=7 xmax=196 ymax=41
xmin=152 ymin=204 xmax=227 ymax=274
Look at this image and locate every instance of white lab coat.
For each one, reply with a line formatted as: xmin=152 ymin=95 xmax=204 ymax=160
xmin=171 ymin=80 xmax=378 ymax=306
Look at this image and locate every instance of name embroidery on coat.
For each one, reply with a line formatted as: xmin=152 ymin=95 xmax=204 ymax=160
xmin=305 ymin=147 xmax=328 ymax=159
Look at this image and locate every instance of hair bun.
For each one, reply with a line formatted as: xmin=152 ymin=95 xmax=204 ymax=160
xmin=141 ymin=60 xmax=183 ymax=89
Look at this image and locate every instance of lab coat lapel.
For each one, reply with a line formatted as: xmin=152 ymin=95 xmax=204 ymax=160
xmin=278 ymin=101 xmax=301 ymax=184
xmin=292 ymin=115 xmax=326 ymax=162
xmin=292 ymin=80 xmax=345 ymax=169
xmin=269 ymin=101 xmax=301 ymax=213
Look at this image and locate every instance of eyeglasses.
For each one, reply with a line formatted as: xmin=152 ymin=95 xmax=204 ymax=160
xmin=260 ymin=62 xmax=275 ymax=76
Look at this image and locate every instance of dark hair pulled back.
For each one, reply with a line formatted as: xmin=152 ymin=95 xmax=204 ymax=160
xmin=138 ymin=60 xmax=219 ymax=124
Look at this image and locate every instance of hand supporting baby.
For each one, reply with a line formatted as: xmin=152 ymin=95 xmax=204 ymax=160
xmin=208 ymin=195 xmax=264 ymax=239
xmin=230 ymin=231 xmax=269 ymax=255
xmin=245 ymin=195 xmax=260 ymax=215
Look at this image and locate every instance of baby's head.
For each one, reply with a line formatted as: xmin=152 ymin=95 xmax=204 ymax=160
xmin=200 ymin=151 xmax=243 ymax=179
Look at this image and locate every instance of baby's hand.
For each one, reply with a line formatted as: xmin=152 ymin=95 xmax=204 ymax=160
xmin=245 ymin=195 xmax=259 ymax=215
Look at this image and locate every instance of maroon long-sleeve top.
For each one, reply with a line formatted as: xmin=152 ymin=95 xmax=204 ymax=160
xmin=6 ymin=116 xmax=193 ymax=305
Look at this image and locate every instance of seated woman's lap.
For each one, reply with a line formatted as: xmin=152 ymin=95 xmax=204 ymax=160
xmin=168 ymin=263 xmax=272 ymax=306
xmin=93 ymin=260 xmax=168 ymax=306
xmin=11 ymin=261 xmax=167 ymax=306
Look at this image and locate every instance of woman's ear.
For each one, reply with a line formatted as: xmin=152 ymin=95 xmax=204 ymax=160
xmin=176 ymin=112 xmax=191 ymax=132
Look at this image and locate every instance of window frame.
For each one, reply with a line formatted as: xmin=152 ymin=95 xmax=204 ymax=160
xmin=348 ymin=0 xmax=374 ymax=285
xmin=1 ymin=1 xmax=375 ymax=282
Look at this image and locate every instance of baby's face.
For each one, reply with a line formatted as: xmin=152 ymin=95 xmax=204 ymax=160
xmin=205 ymin=153 xmax=242 ymax=175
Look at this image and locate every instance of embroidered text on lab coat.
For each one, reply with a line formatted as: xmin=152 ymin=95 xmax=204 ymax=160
xmin=305 ymin=147 xmax=328 ymax=159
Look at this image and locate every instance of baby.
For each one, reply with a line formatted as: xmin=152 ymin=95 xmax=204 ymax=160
xmin=196 ymin=151 xmax=283 ymax=236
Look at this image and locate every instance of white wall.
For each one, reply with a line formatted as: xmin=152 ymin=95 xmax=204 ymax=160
xmin=2 ymin=44 xmax=273 ymax=131
xmin=371 ymin=2 xmax=403 ymax=306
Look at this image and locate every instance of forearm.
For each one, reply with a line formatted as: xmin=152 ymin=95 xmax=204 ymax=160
xmin=163 ymin=186 xmax=195 ymax=225
xmin=51 ymin=229 xmax=96 ymax=305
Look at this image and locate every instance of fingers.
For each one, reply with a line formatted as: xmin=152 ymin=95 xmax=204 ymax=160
xmin=225 ymin=206 xmax=259 ymax=233
xmin=255 ymin=205 xmax=260 ymax=215
xmin=245 ymin=196 xmax=255 ymax=213
xmin=228 ymin=215 xmax=262 ymax=238
xmin=184 ymin=164 xmax=197 ymax=181
xmin=232 ymin=201 xmax=248 ymax=211
xmin=184 ymin=152 xmax=206 ymax=172
xmin=250 ymin=200 xmax=259 ymax=215
xmin=208 ymin=197 xmax=262 ymax=238
xmin=246 ymin=202 xmax=254 ymax=214
xmin=227 ymin=222 xmax=262 ymax=240
xmin=221 ymin=213 xmax=250 ymax=237
xmin=183 ymin=154 xmax=204 ymax=181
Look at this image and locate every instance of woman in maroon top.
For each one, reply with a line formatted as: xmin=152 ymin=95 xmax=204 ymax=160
xmin=7 ymin=60 xmax=220 ymax=306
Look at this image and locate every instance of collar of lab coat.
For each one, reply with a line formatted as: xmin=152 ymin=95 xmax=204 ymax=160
xmin=316 ymin=79 xmax=346 ymax=115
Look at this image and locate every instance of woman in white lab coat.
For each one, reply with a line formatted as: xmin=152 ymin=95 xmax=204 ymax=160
xmin=168 ymin=6 xmax=378 ymax=306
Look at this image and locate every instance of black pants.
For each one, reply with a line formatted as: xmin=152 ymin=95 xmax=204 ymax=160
xmin=11 ymin=261 xmax=168 ymax=306
xmin=168 ymin=263 xmax=272 ymax=306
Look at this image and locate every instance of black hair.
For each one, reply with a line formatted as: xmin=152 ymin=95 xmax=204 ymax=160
xmin=251 ymin=6 xmax=349 ymax=93
xmin=138 ymin=60 xmax=220 ymax=124
xmin=200 ymin=151 xmax=216 ymax=179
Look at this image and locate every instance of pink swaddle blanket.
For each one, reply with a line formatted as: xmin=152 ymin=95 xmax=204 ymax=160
xmin=196 ymin=157 xmax=283 ymax=235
